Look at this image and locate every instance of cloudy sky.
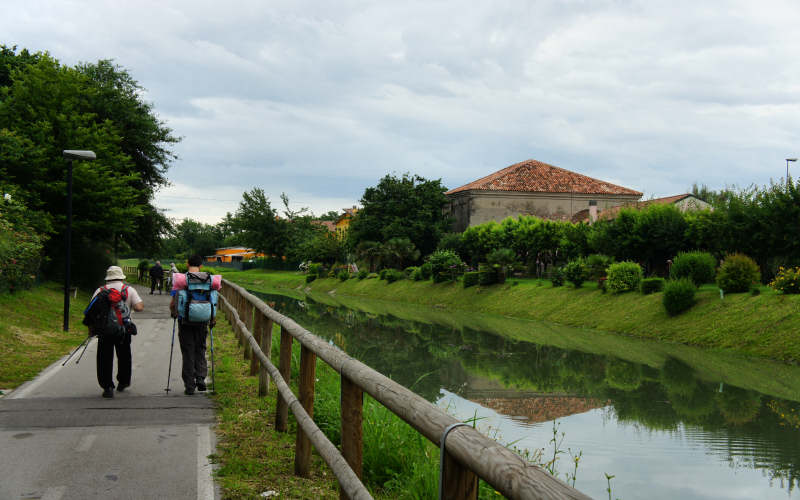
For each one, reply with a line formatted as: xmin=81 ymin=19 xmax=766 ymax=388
xmin=3 ymin=1 xmax=800 ymax=223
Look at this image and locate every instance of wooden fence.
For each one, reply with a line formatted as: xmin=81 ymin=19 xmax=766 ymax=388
xmin=217 ymin=279 xmax=591 ymax=500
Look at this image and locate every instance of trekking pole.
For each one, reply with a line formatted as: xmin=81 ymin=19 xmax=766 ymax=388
xmin=209 ymin=326 xmax=215 ymax=394
xmin=62 ymin=336 xmax=91 ymax=366
xmin=75 ymin=336 xmax=94 ymax=364
xmin=165 ymin=318 xmax=177 ymax=394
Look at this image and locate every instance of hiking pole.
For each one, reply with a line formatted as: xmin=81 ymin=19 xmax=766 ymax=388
xmin=75 ymin=336 xmax=94 ymax=364
xmin=62 ymin=336 xmax=91 ymax=366
xmin=165 ymin=318 xmax=176 ymax=394
xmin=209 ymin=326 xmax=215 ymax=394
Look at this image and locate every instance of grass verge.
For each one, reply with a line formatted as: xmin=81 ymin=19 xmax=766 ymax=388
xmin=0 ymin=283 xmax=91 ymax=391
xmin=212 ymin=269 xmax=800 ymax=364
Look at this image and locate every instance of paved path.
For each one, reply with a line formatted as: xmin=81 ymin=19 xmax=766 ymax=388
xmin=0 ymin=285 xmax=218 ymax=500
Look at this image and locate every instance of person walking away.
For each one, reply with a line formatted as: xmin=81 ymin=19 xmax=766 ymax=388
xmin=149 ymin=260 xmax=164 ymax=295
xmin=89 ymin=266 xmax=143 ymax=398
xmin=169 ymin=255 xmax=217 ymax=395
xmin=167 ymin=262 xmax=179 ymax=288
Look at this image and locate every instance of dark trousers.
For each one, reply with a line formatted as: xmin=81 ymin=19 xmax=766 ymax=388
xmin=150 ymin=277 xmax=163 ymax=294
xmin=178 ymin=323 xmax=208 ymax=390
xmin=96 ymin=336 xmax=131 ymax=390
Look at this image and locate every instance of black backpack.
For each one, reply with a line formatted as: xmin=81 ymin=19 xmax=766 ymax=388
xmin=82 ymin=285 xmax=131 ymax=342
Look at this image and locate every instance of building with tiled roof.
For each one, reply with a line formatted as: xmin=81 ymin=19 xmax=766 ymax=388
xmin=446 ymin=159 xmax=642 ymax=231
xmin=574 ymin=193 xmax=711 ymax=222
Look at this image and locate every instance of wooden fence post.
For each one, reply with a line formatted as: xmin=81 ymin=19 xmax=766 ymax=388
xmin=243 ymin=301 xmax=253 ymax=360
xmin=340 ymin=374 xmax=363 ymax=500
xmin=275 ymin=325 xmax=292 ymax=432
xmin=295 ymin=344 xmax=317 ymax=477
xmin=258 ymin=317 xmax=274 ymax=396
xmin=441 ymin=449 xmax=478 ymax=500
xmin=250 ymin=313 xmax=262 ymax=376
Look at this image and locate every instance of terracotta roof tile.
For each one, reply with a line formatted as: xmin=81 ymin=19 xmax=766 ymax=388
xmin=446 ymin=159 xmax=642 ymax=196
xmin=597 ymin=193 xmax=695 ymax=220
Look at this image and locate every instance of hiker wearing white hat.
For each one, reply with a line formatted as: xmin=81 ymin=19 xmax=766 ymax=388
xmin=90 ymin=265 xmax=144 ymax=398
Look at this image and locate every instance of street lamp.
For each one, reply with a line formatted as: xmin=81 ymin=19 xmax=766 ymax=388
xmin=62 ymin=150 xmax=96 ymax=332
xmin=787 ymin=158 xmax=797 ymax=182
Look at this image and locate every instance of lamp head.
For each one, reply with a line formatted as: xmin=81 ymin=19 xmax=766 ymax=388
xmin=787 ymin=158 xmax=798 ymax=162
xmin=62 ymin=150 xmax=96 ymax=161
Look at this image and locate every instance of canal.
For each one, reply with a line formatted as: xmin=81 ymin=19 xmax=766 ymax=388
xmin=252 ymin=289 xmax=800 ymax=499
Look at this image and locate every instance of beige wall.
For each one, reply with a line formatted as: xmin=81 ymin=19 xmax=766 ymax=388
xmin=674 ymin=196 xmax=712 ymax=212
xmin=447 ymin=190 xmax=641 ymax=231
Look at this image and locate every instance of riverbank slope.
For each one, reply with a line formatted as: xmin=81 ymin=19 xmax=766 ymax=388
xmin=219 ymin=270 xmax=800 ymax=364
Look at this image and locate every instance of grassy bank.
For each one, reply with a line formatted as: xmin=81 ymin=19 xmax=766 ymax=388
xmin=212 ymin=269 xmax=800 ymax=364
xmin=0 ymin=283 xmax=90 ymax=392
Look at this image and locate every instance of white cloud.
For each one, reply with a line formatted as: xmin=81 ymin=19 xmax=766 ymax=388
xmin=4 ymin=0 xmax=800 ymax=223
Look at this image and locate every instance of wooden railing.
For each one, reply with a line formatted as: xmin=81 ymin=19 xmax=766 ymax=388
xmin=218 ymin=279 xmax=591 ymax=500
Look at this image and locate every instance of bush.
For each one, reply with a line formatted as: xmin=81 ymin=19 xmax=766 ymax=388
xmin=585 ymin=254 xmax=614 ymax=280
xmin=670 ymin=251 xmax=717 ymax=285
xmin=419 ymin=262 xmax=433 ymax=280
xmin=769 ymin=266 xmax=800 ymax=294
xmin=716 ymin=253 xmax=761 ymax=293
xmin=305 ymin=274 xmax=316 ymax=283
xmin=427 ymin=250 xmax=463 ymax=283
xmin=641 ymin=277 xmax=666 ymax=295
xmin=385 ymin=269 xmax=403 ymax=283
xmin=606 ymin=261 xmax=643 ymax=293
xmin=411 ymin=268 xmax=423 ymax=281
xmin=358 ymin=269 xmax=369 ymax=280
xmin=404 ymin=266 xmax=419 ymax=279
xmin=478 ymin=264 xmax=496 ymax=286
xmin=563 ymin=258 xmax=587 ymax=288
xmin=463 ymin=271 xmax=480 ymax=288
xmin=379 ymin=269 xmax=388 ymax=280
xmin=308 ymin=262 xmax=323 ymax=277
xmin=551 ymin=267 xmax=565 ymax=287
xmin=0 ymin=217 xmax=44 ymax=293
xmin=337 ymin=270 xmax=350 ymax=281
xmin=663 ymin=278 xmax=696 ymax=315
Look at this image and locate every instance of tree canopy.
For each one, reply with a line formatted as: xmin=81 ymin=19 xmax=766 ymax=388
xmin=348 ymin=173 xmax=451 ymax=259
xmin=0 ymin=45 xmax=179 ymax=279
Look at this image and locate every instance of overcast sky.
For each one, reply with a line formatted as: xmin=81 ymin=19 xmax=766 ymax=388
xmin=4 ymin=1 xmax=800 ymax=224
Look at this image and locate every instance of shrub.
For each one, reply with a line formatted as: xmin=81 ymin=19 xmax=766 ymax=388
xmin=0 ymin=217 xmax=44 ymax=293
xmin=716 ymin=253 xmax=761 ymax=293
xmin=411 ymin=268 xmax=423 ymax=281
xmin=427 ymin=249 xmax=463 ymax=283
xmin=641 ymin=277 xmax=666 ymax=295
xmin=478 ymin=264 xmax=496 ymax=286
xmin=769 ymin=266 xmax=800 ymax=294
xmin=670 ymin=251 xmax=717 ymax=285
xmin=463 ymin=271 xmax=480 ymax=288
xmin=663 ymin=278 xmax=696 ymax=315
xmin=551 ymin=267 xmax=565 ymax=287
xmin=379 ymin=269 xmax=389 ymax=280
xmin=305 ymin=274 xmax=316 ymax=283
xmin=385 ymin=269 xmax=403 ymax=283
xmin=404 ymin=266 xmax=419 ymax=279
xmin=563 ymin=258 xmax=587 ymax=288
xmin=606 ymin=261 xmax=643 ymax=293
xmin=486 ymin=247 xmax=516 ymax=271
xmin=337 ymin=270 xmax=350 ymax=281
xmin=585 ymin=254 xmax=614 ymax=280
xmin=358 ymin=269 xmax=369 ymax=280
xmin=419 ymin=262 xmax=433 ymax=280
xmin=308 ymin=262 xmax=323 ymax=277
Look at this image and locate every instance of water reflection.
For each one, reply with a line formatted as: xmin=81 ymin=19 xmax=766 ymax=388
xmin=254 ymin=291 xmax=800 ymax=498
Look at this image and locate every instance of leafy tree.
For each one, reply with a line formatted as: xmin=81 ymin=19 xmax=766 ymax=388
xmin=164 ymin=218 xmax=222 ymax=258
xmin=232 ymin=188 xmax=284 ymax=255
xmin=348 ymin=173 xmax=451 ymax=259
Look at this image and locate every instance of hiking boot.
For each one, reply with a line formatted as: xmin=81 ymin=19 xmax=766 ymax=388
xmin=117 ymin=384 xmax=129 ymax=392
xmin=102 ymin=387 xmax=114 ymax=398
xmin=184 ymin=387 xmax=195 ymax=395
xmin=196 ymin=382 xmax=207 ymax=392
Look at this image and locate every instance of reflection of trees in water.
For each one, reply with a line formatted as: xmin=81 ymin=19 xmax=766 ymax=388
xmin=253 ymin=291 xmax=800 ymax=490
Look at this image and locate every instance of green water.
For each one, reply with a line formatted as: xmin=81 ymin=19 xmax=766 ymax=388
xmin=253 ymin=290 xmax=800 ymax=499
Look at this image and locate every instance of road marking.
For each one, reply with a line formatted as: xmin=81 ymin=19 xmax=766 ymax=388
xmin=75 ymin=434 xmax=97 ymax=452
xmin=197 ymin=425 xmax=215 ymax=500
xmin=41 ymin=486 xmax=67 ymax=500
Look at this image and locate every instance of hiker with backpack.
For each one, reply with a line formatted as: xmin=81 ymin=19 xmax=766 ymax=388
xmin=86 ymin=266 xmax=144 ymax=398
xmin=169 ymin=254 xmax=220 ymax=395
xmin=149 ymin=260 xmax=164 ymax=295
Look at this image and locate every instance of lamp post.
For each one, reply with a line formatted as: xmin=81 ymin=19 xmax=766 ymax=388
xmin=62 ymin=150 xmax=96 ymax=332
xmin=787 ymin=158 xmax=798 ymax=182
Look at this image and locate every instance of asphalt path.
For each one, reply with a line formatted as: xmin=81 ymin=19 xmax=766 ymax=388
xmin=0 ymin=285 xmax=218 ymax=500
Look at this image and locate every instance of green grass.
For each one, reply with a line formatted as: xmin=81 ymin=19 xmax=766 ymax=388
xmin=216 ymin=269 xmax=800 ymax=364
xmin=0 ymin=283 xmax=90 ymax=391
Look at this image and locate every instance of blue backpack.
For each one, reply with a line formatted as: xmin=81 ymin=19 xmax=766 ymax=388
xmin=176 ymin=272 xmax=218 ymax=324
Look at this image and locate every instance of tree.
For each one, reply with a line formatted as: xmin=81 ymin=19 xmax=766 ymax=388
xmin=348 ymin=173 xmax=451 ymax=259
xmin=232 ymin=188 xmax=284 ymax=255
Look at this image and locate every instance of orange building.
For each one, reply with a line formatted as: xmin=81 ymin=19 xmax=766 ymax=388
xmin=205 ymin=247 xmax=266 ymax=263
